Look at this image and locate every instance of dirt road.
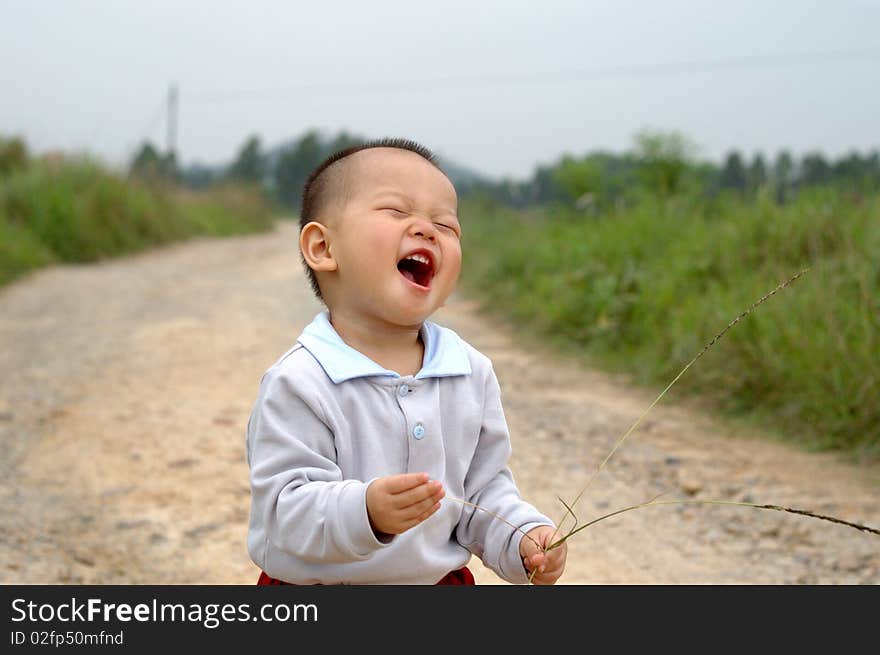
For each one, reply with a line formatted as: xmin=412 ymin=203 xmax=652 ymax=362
xmin=1 ymin=220 xmax=877 ymax=584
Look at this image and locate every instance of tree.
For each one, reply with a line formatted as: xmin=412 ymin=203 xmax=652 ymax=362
xmin=830 ymin=151 xmax=879 ymax=190
xmin=228 ymin=134 xmax=264 ymax=183
xmin=866 ymin=150 xmax=880 ymax=190
xmin=129 ymin=141 xmax=176 ymax=181
xmin=274 ymin=130 xmax=326 ymax=209
xmin=719 ymin=151 xmax=748 ymax=193
xmin=800 ymin=152 xmax=831 ymax=187
xmin=529 ymin=164 xmax=566 ymax=205
xmin=179 ymin=163 xmax=217 ymax=189
xmin=633 ymin=128 xmax=696 ymax=196
xmin=552 ymin=155 xmax=602 ymax=207
xmin=772 ymin=150 xmax=795 ymax=203
xmin=748 ymin=153 xmax=768 ymax=191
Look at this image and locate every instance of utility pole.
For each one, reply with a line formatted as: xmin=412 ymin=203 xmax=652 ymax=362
xmin=166 ymin=82 xmax=178 ymax=164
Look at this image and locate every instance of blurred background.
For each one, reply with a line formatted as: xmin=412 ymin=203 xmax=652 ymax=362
xmin=1 ymin=1 xmax=878 ymax=583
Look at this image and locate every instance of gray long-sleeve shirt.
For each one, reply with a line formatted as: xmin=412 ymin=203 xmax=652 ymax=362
xmin=246 ymin=311 xmax=554 ymax=584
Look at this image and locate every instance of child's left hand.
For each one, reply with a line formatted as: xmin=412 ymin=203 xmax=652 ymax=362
xmin=519 ymin=525 xmax=567 ymax=585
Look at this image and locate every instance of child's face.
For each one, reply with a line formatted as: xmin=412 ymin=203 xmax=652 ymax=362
xmin=324 ymin=148 xmax=462 ymax=328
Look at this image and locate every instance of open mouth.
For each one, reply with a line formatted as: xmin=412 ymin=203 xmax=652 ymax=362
xmin=397 ymin=252 xmax=435 ymax=289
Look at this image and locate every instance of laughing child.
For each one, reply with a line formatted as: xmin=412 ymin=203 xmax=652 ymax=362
xmin=246 ymin=138 xmax=567 ymax=584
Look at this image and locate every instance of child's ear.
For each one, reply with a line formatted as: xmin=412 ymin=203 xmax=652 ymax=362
xmin=300 ymin=221 xmax=337 ymax=272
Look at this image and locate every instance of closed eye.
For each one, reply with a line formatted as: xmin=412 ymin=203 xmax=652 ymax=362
xmin=436 ymin=222 xmax=462 ymax=237
xmin=380 ymin=207 xmax=409 ymax=216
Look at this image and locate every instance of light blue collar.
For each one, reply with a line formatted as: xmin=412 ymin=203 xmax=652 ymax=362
xmin=297 ymin=311 xmax=472 ymax=384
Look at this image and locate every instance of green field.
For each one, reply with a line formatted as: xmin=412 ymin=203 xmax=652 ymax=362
xmin=459 ymin=190 xmax=880 ymax=456
xmin=0 ymin=157 xmax=274 ymax=287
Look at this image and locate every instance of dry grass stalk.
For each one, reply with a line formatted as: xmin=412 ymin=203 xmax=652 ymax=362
xmin=548 ymin=498 xmax=880 ymax=550
xmin=547 ymin=267 xmax=813 ymax=546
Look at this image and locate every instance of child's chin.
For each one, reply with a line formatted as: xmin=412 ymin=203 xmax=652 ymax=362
xmin=389 ymin=298 xmax=439 ymax=323
xmin=396 ymin=304 xmax=434 ymax=321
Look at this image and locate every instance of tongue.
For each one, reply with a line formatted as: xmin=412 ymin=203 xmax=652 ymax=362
xmin=400 ymin=269 xmax=416 ymax=283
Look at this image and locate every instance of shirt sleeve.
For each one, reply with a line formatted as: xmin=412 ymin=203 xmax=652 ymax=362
xmin=246 ymin=367 xmax=393 ymax=567
xmin=454 ymin=365 xmax=555 ymax=584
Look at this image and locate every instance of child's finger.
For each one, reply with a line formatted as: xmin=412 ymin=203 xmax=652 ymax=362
xmin=546 ymin=543 xmax=567 ymax=568
xmin=392 ymin=480 xmax=443 ymax=508
xmin=399 ymin=488 xmax=444 ymax=518
xmin=525 ymin=552 xmax=546 ymax=573
xmin=536 ymin=548 xmax=566 ymax=581
xmin=520 ymin=533 xmax=544 ymax=559
xmin=543 ymin=561 xmax=561 ymax=578
xmin=383 ymin=472 xmax=430 ymax=494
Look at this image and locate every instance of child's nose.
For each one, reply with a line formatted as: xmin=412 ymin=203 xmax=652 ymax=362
xmin=410 ymin=218 xmax=437 ymax=241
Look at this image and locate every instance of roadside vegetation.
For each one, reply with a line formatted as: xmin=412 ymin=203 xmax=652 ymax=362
xmin=458 ymin=131 xmax=879 ymax=456
xmin=0 ymin=135 xmax=274 ymax=287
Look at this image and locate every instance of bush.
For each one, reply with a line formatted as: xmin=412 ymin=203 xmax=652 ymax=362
xmin=0 ymin=210 xmax=55 ymax=286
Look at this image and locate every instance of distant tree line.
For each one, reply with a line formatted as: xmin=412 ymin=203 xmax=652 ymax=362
xmin=129 ymin=128 xmax=880 ymax=213
xmin=130 ymin=130 xmax=362 ymax=210
xmin=472 ymin=129 xmax=880 ymax=211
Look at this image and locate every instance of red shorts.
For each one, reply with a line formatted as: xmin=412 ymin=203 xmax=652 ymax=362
xmin=257 ymin=566 xmax=475 ymax=586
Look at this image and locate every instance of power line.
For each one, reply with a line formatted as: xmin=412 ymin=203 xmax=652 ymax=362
xmin=188 ymin=46 xmax=880 ymax=103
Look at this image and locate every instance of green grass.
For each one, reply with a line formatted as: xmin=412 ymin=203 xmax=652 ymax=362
xmin=459 ymin=190 xmax=880 ymax=456
xmin=0 ymin=158 xmax=275 ymax=287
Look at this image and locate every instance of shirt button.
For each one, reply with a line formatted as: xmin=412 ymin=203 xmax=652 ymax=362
xmin=412 ymin=423 xmax=425 ymax=440
xmin=398 ymin=384 xmax=409 ymax=397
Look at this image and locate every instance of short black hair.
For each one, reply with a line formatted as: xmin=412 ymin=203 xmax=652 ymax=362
xmin=298 ymin=137 xmax=443 ymax=302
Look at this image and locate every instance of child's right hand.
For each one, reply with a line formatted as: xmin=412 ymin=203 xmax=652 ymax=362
xmin=366 ymin=472 xmax=445 ymax=536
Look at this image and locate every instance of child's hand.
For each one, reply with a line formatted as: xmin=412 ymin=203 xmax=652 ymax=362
xmin=520 ymin=525 xmax=567 ymax=585
xmin=366 ymin=472 xmax=445 ymax=536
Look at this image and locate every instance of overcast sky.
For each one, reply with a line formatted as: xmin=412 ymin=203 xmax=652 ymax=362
xmin=2 ymin=1 xmax=879 ymax=179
